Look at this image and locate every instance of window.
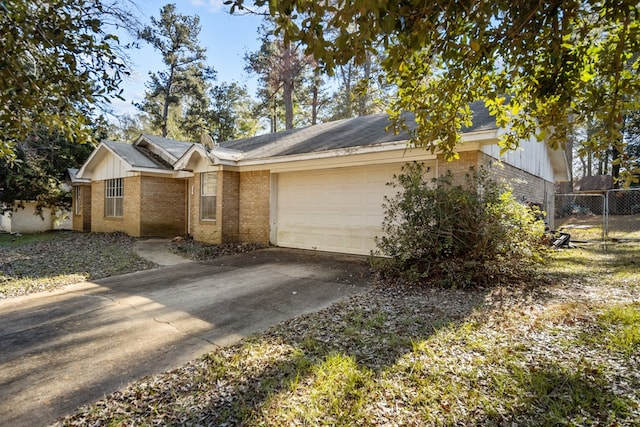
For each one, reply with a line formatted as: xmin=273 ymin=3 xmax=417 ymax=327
xmin=200 ymin=172 xmax=217 ymax=220
xmin=74 ymin=186 xmax=82 ymax=215
xmin=105 ymin=178 xmax=123 ymax=217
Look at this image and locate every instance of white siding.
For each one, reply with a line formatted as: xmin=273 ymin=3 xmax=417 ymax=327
xmin=90 ymin=154 xmax=132 ymax=181
xmin=481 ymin=136 xmax=555 ymax=182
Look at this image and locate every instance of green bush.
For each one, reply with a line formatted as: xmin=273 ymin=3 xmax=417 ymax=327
xmin=373 ymin=162 xmax=547 ymax=288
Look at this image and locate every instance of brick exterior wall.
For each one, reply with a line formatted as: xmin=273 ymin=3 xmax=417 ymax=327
xmin=72 ymin=184 xmax=92 ymax=232
xmin=91 ymin=176 xmax=141 ymax=236
xmin=139 ymin=176 xmax=186 ymax=237
xmin=239 ymin=170 xmax=270 ymax=244
xmin=221 ymin=171 xmax=240 ymax=243
xmin=480 ymin=154 xmax=550 ymax=204
xmin=187 ymin=170 xmax=269 ymax=245
xmin=437 ymin=151 xmax=556 ymax=228
xmin=437 ymin=151 xmax=479 ymax=185
xmin=480 ymin=153 xmax=556 ymax=228
xmin=188 ymin=172 xmax=220 ymax=243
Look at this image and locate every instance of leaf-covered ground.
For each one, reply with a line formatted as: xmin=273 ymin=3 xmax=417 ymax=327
xmin=168 ymin=237 xmax=267 ymax=261
xmin=0 ymin=231 xmax=155 ymax=299
xmin=54 ymin=243 xmax=640 ymax=426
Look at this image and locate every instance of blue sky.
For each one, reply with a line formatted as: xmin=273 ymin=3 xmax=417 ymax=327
xmin=110 ymin=0 xmax=264 ymax=118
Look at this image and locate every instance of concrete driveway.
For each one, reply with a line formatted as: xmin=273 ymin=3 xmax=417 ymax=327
xmin=0 ymin=248 xmax=371 ymax=427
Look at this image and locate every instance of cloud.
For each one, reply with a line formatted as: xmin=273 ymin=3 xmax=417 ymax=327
xmin=190 ymin=0 xmax=227 ymax=13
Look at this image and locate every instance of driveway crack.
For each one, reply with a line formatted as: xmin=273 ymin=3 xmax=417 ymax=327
xmin=89 ymin=292 xmax=220 ymax=349
xmin=150 ymin=316 xmax=220 ymax=348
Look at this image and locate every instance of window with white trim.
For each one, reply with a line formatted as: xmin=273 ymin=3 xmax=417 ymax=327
xmin=74 ymin=186 xmax=82 ymax=215
xmin=105 ymin=178 xmax=123 ymax=217
xmin=200 ymin=172 xmax=217 ymax=220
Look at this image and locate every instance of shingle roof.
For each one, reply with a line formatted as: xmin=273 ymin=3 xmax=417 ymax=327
xmin=220 ymin=101 xmax=497 ymax=159
xmin=139 ymin=134 xmax=194 ymax=161
xmin=103 ymin=140 xmax=171 ymax=170
xmin=67 ymin=168 xmax=90 ymax=183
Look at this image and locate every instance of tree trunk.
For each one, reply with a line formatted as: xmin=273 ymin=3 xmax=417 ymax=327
xmin=283 ymin=42 xmax=294 ymax=130
xmin=611 ymin=143 xmax=621 ymax=189
xmin=311 ymin=78 xmax=319 ymax=125
xmin=161 ymin=67 xmax=175 ymax=138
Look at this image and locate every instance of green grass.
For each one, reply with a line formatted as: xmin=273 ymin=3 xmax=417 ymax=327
xmin=581 ymin=303 xmax=640 ymax=357
xmin=544 ymin=242 xmax=640 ymax=288
xmin=0 ymin=230 xmax=65 ymax=247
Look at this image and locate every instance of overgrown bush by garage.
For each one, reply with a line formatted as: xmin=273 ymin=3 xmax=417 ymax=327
xmin=373 ymin=162 xmax=548 ymax=288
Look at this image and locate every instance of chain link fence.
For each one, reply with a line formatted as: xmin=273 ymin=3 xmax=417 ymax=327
xmin=606 ymin=188 xmax=640 ymax=241
xmin=554 ymin=189 xmax=640 ymax=243
xmin=554 ymin=194 xmax=606 ymax=242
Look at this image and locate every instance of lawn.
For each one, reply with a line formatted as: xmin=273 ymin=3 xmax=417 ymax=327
xmin=0 ymin=231 xmax=156 ymax=299
xmin=555 ymin=214 xmax=640 ymax=242
xmin=53 ymin=242 xmax=640 ymax=426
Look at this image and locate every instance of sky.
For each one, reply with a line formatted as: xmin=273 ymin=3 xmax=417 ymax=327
xmin=110 ymin=0 xmax=265 ymax=119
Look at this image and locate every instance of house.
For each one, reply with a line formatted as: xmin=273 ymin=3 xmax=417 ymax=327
xmin=75 ymin=102 xmax=570 ymax=255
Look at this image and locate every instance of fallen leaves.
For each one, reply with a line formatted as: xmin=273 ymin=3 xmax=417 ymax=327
xmin=0 ymin=231 xmax=155 ymax=299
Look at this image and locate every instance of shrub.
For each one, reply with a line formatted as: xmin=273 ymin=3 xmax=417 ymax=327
xmin=373 ymin=162 xmax=547 ymax=288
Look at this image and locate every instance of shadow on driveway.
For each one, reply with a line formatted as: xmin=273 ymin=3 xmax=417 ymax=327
xmin=0 ymin=248 xmax=371 ymax=427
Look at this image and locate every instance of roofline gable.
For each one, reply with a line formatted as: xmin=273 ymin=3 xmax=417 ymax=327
xmin=77 ymin=141 xmax=132 ymax=179
xmin=173 ymin=144 xmax=210 ymax=171
xmin=173 ymin=144 xmax=246 ymax=171
xmin=134 ymin=134 xmax=198 ymax=166
xmin=134 ymin=134 xmax=180 ymax=165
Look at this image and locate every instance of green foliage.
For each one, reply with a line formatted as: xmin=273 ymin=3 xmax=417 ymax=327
xmin=0 ymin=0 xmax=132 ymax=160
xmin=374 ymin=163 xmax=547 ymax=287
xmin=207 ymin=82 xmax=260 ymax=143
xmin=137 ymin=3 xmax=216 ymax=140
xmin=233 ymin=0 xmax=640 ymax=182
xmin=245 ymin=19 xmax=314 ymax=131
xmin=0 ymin=128 xmax=96 ymax=214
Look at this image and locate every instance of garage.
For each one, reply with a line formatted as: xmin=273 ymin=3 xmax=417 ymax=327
xmin=272 ymin=163 xmax=435 ymax=255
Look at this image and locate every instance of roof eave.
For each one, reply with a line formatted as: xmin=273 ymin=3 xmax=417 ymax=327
xmin=234 ymin=128 xmax=499 ymax=167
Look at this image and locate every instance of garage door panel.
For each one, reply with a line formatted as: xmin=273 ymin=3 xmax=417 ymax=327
xmin=275 ymin=163 xmax=434 ymax=255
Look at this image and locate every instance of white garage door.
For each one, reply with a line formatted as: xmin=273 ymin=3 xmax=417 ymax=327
xmin=273 ymin=163 xmax=434 ymax=255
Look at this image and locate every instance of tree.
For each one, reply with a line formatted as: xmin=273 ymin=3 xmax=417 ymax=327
xmin=137 ymin=3 xmax=216 ymax=139
xmin=232 ymin=0 xmax=640 ymax=184
xmin=245 ymin=20 xmax=313 ymax=131
xmin=207 ymin=83 xmax=259 ymax=143
xmin=0 ymin=0 xmax=134 ymax=161
xmin=107 ymin=113 xmax=156 ymax=143
xmin=0 ymin=127 xmax=100 ymax=214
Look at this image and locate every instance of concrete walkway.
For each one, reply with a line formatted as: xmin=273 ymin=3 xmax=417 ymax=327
xmin=0 ymin=248 xmax=371 ymax=427
xmin=132 ymin=238 xmax=191 ymax=266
